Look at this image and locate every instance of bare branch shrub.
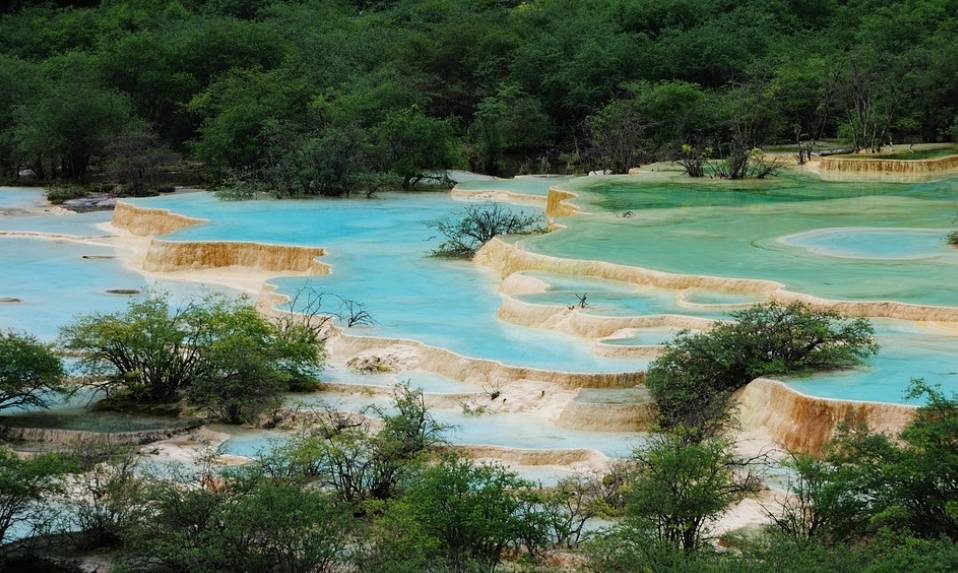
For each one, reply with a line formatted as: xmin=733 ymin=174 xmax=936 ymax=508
xmin=430 ymin=203 xmax=544 ymax=258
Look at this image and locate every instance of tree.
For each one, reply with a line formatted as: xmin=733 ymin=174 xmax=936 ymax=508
xmin=0 ymin=331 xmax=65 ymax=413
xmin=583 ymin=100 xmax=648 ymax=174
xmin=104 ymin=126 xmax=179 ymax=196
xmin=430 ymin=203 xmax=544 ymax=258
xmin=0 ymin=448 xmax=73 ymax=550
xmin=375 ymin=106 xmax=461 ymax=189
xmin=13 ymin=75 xmax=133 ymax=179
xmin=60 ymin=294 xmax=324 ymax=414
xmin=768 ymin=441 xmax=883 ymax=544
xmin=0 ymin=54 xmax=41 ymax=180
xmin=833 ymin=54 xmax=903 ymax=153
xmin=385 ymin=454 xmax=550 ymax=572
xmin=67 ymin=442 xmax=149 ymax=546
xmin=540 ymin=473 xmax=608 ymax=548
xmin=186 ymin=301 xmax=323 ymax=423
xmin=60 ymin=295 xmax=208 ymax=404
xmin=622 ymin=432 xmax=748 ymax=553
xmin=468 ymin=84 xmax=552 ymax=175
xmin=709 ymin=84 xmax=783 ymax=179
xmin=645 ymin=302 xmax=877 ymax=439
xmin=213 ymin=481 xmax=355 ymax=573
xmin=280 ymin=384 xmax=445 ymax=504
xmin=772 ymin=380 xmax=958 ymax=544
xmin=119 ymin=475 xmax=355 ymax=573
xmin=630 ymin=81 xmax=712 ymax=156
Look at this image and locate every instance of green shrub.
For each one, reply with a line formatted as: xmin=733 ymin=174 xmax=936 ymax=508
xmin=45 ymin=185 xmax=89 ymax=204
xmin=0 ymin=330 xmax=65 ymax=412
xmin=60 ymin=294 xmax=324 ymax=421
xmin=645 ymin=302 xmax=877 ymax=438
xmin=430 ymin=203 xmax=545 ymax=258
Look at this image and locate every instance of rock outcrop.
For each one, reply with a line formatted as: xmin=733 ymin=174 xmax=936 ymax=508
xmin=736 ymin=378 xmax=916 ymax=454
xmin=142 ymin=239 xmax=328 ymax=274
xmin=819 ymin=153 xmax=958 ymax=179
xmin=112 ymin=201 xmax=205 ymax=236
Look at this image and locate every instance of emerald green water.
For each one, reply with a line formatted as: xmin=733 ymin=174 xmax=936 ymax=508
xmin=527 ymin=172 xmax=958 ymax=306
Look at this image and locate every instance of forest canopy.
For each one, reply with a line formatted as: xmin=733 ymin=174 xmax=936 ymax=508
xmin=0 ymin=0 xmax=956 ymax=189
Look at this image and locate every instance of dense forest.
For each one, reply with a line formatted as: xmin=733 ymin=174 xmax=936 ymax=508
xmin=0 ymin=0 xmax=956 ymax=194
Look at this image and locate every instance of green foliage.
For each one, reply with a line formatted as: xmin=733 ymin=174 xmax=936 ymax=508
xmin=621 ymin=432 xmax=746 ymax=553
xmin=0 ymin=330 xmax=65 ymax=412
xmin=377 ymin=454 xmax=550 ymax=572
xmin=66 ymin=442 xmax=149 ymax=546
xmin=468 ymin=84 xmax=552 ymax=175
xmin=59 ymin=293 xmax=324 ymax=419
xmin=773 ymin=380 xmax=958 ymax=544
xmin=118 ymin=476 xmax=355 ymax=573
xmin=375 ymin=106 xmax=462 ymax=188
xmin=186 ymin=302 xmax=322 ymax=423
xmin=272 ymin=384 xmax=445 ymax=504
xmin=583 ymin=99 xmax=647 ymax=174
xmin=12 ymin=71 xmax=134 ymax=179
xmin=646 ymin=302 xmax=877 ymax=438
xmin=584 ymin=533 xmax=958 ymax=573
xmin=0 ymin=447 xmax=73 ymax=549
xmin=1 ymin=0 xmax=954 ymax=186
xmin=45 ymin=184 xmax=90 ymax=204
xmin=431 ymin=203 xmax=545 ymax=258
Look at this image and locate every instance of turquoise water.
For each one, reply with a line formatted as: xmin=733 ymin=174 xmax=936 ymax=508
xmin=787 ymin=320 xmax=958 ymax=403
xmin=464 ymin=173 xmax=958 ymax=403
xmin=129 ymin=192 xmax=644 ymax=373
xmin=0 ymin=186 xmax=45 ymax=209
xmin=297 ymin=364 xmax=475 ymax=394
xmin=515 ymin=271 xmax=732 ymax=319
xmin=0 ymin=235 xmax=233 ymax=340
xmin=0 ymin=237 xmax=145 ymax=339
xmin=780 ymin=227 xmax=952 ymax=260
xmin=5 ymin=171 xmax=958 ymax=413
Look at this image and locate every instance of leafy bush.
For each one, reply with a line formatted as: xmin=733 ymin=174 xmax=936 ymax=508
xmin=60 ymin=294 xmax=324 ymax=421
xmin=272 ymin=384 xmax=445 ymax=503
xmin=0 ymin=330 xmax=65 ymax=412
xmin=430 ymin=203 xmax=545 ymax=258
xmin=0 ymin=448 xmax=74 ymax=549
xmin=119 ymin=477 xmax=355 ymax=573
xmin=772 ymin=380 xmax=958 ymax=543
xmin=621 ymin=432 xmax=750 ymax=553
xmin=370 ymin=454 xmax=550 ymax=572
xmin=45 ymin=185 xmax=89 ymax=204
xmin=645 ymin=302 xmax=877 ymax=438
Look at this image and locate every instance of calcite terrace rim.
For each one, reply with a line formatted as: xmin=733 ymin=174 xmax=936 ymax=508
xmin=256 ymin=282 xmax=644 ymax=386
xmin=502 ymin=181 xmax=958 ymax=320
